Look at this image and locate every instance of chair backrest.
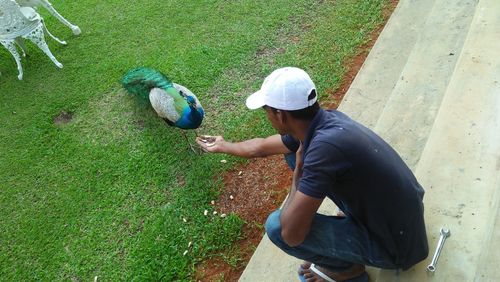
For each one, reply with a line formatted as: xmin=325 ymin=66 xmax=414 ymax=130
xmin=0 ymin=0 xmax=38 ymax=40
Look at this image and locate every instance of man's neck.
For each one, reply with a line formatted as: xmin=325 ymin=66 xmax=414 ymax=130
xmin=289 ymin=119 xmax=312 ymax=142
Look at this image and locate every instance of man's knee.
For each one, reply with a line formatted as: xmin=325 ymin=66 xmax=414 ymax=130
xmin=265 ymin=209 xmax=283 ymax=244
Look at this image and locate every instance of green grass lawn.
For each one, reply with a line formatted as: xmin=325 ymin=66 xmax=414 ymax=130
xmin=0 ymin=0 xmax=390 ymax=280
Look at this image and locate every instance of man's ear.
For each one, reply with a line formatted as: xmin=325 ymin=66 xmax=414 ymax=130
xmin=276 ymin=109 xmax=288 ymax=124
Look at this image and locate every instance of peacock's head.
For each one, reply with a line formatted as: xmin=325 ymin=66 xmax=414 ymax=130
xmin=186 ymin=95 xmax=197 ymax=108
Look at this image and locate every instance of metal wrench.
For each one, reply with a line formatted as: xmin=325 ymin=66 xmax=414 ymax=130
xmin=427 ymin=227 xmax=451 ymax=273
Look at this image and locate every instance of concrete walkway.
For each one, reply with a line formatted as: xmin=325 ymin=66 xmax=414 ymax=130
xmin=240 ymin=0 xmax=500 ymax=281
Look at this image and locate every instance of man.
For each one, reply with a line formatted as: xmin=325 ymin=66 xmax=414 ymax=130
xmin=196 ymin=67 xmax=428 ymax=281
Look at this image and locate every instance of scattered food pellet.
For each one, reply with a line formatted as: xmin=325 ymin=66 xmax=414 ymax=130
xmin=230 ymin=195 xmax=234 ymax=200
xmin=221 ymin=214 xmax=227 ymax=218
xmin=210 ymin=200 xmax=215 ymax=205
xmin=213 ymin=211 xmax=218 ymax=215
xmin=183 ymin=218 xmax=187 ymax=223
xmin=183 ymin=250 xmax=188 ymax=256
xmin=204 ymin=210 xmax=208 ymax=216
xmin=188 ymin=241 xmax=192 ymax=248
xmin=220 ymin=159 xmax=227 ymax=163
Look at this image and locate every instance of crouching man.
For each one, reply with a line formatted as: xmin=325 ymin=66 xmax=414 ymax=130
xmin=197 ymin=67 xmax=428 ymax=282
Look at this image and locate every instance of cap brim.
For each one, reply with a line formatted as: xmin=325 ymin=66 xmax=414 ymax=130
xmin=245 ymin=90 xmax=266 ymax=110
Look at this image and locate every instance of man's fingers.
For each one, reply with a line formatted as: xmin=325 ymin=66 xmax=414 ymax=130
xmin=195 ymin=135 xmax=219 ymax=153
xmin=198 ymin=135 xmax=217 ymax=143
xmin=199 ymin=135 xmax=213 ymax=140
xmin=196 ymin=140 xmax=214 ymax=146
xmin=195 ymin=139 xmax=216 ymax=152
xmin=196 ymin=142 xmax=209 ymax=152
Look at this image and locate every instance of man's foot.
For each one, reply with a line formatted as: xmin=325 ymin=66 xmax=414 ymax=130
xmin=298 ymin=261 xmax=365 ymax=282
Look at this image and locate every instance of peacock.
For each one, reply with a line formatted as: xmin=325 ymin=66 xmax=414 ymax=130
xmin=121 ymin=67 xmax=204 ymax=153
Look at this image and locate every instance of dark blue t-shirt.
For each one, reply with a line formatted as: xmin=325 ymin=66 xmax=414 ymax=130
xmin=281 ymin=109 xmax=428 ymax=269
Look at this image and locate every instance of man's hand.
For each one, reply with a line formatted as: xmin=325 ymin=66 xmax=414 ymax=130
xmin=196 ymin=135 xmax=226 ymax=153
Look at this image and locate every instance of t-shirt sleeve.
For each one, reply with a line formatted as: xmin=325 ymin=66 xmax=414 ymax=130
xmin=299 ymin=141 xmax=351 ymax=199
xmin=281 ymin=134 xmax=300 ymax=152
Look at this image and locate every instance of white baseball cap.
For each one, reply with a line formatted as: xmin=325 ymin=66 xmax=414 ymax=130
xmin=246 ymin=67 xmax=317 ymax=110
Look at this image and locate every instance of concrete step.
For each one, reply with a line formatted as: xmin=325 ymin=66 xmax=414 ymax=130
xmin=338 ymin=0 xmax=436 ymax=129
xmin=373 ymin=0 xmax=477 ymax=170
xmin=373 ymin=0 xmax=500 ymax=280
xmin=475 ymin=194 xmax=500 ymax=280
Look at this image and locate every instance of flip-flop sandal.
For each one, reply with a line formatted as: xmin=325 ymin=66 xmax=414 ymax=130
xmin=309 ymin=263 xmax=369 ymax=282
xmin=309 ymin=264 xmax=337 ymax=282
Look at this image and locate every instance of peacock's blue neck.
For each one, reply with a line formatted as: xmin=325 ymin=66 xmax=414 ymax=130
xmin=174 ymin=105 xmax=204 ymax=129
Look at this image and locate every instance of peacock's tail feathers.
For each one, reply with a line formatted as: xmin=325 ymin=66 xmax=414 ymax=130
xmin=121 ymin=67 xmax=174 ymax=100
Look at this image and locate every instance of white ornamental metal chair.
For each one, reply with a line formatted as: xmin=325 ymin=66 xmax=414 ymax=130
xmin=17 ymin=0 xmax=81 ymax=35
xmin=0 ymin=0 xmax=65 ymax=80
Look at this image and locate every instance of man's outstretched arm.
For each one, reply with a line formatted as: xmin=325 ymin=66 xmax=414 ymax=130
xmin=196 ymin=134 xmax=290 ymax=158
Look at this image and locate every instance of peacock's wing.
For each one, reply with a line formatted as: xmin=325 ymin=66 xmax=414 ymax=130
xmin=121 ymin=67 xmax=174 ymax=100
xmin=149 ymin=88 xmax=182 ymax=123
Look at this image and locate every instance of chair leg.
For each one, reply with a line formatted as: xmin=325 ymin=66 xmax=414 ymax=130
xmin=23 ymin=24 xmax=63 ymax=69
xmin=14 ymin=38 xmax=27 ymax=57
xmin=39 ymin=0 xmax=81 ymax=35
xmin=0 ymin=40 xmax=24 ymax=80
xmin=42 ymin=19 xmax=67 ymax=45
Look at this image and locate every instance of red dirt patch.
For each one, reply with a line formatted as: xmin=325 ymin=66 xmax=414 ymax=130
xmin=196 ymin=155 xmax=291 ymax=281
xmin=196 ymin=1 xmax=398 ymax=281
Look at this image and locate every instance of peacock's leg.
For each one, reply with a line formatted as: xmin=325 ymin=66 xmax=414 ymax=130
xmin=192 ymin=130 xmax=203 ymax=154
xmin=181 ymin=130 xmax=199 ymax=154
